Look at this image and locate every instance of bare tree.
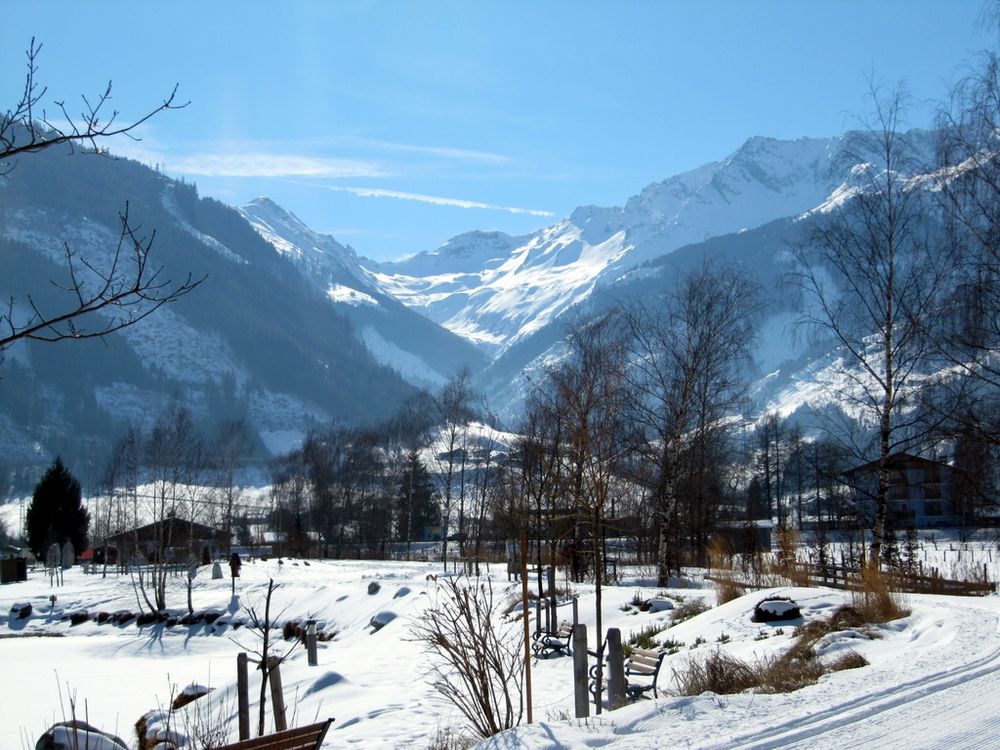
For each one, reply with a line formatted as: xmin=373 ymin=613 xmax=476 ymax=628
xmin=432 ymin=370 xmax=475 ymax=571
xmin=0 ymin=38 xmax=201 ymax=357
xmin=532 ymin=312 xmax=633 ymax=713
xmin=624 ymin=264 xmax=759 ymax=585
xmin=796 ymin=86 xmax=950 ymax=564
xmin=139 ymin=404 xmax=202 ymax=612
xmin=212 ymin=420 xmax=252 ymax=557
xmin=935 ymin=30 xmax=1000 ymax=446
xmin=410 ymin=577 xmax=524 ymax=739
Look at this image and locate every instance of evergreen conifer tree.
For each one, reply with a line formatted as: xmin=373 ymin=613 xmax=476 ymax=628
xmin=25 ymin=457 xmax=89 ymax=558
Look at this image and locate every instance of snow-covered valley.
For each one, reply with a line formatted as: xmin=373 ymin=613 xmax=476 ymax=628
xmin=3 ymin=557 xmax=1000 ymax=749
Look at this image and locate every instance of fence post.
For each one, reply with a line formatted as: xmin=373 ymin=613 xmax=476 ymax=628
xmin=268 ymin=658 xmax=288 ymax=732
xmin=573 ymin=624 xmax=589 ymax=718
xmin=606 ymin=628 xmax=626 ymax=710
xmin=548 ymin=564 xmax=557 ymax=628
xmin=237 ymin=652 xmax=250 ymax=741
xmin=306 ymin=620 xmax=318 ymax=667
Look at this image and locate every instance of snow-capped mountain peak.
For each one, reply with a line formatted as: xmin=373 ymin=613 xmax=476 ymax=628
xmin=369 ymin=134 xmax=851 ymax=355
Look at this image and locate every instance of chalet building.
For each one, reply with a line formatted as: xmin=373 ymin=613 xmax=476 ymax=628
xmin=105 ymin=517 xmax=230 ymax=563
xmin=843 ymin=453 xmax=953 ymax=529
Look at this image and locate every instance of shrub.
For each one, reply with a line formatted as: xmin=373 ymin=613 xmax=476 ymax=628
xmin=627 ymin=623 xmax=663 ymax=651
xmin=671 ymin=598 xmax=710 ymax=626
xmin=411 ymin=579 xmax=524 ymax=739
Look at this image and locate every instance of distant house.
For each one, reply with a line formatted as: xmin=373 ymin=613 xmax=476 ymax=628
xmin=106 ymin=517 xmax=229 ymax=563
xmin=843 ymin=453 xmax=954 ymax=529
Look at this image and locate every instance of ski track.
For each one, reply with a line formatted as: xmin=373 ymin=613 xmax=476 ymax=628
xmin=704 ymin=604 xmax=1000 ymax=750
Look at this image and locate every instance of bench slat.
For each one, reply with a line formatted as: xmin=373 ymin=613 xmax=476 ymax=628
xmin=214 ymin=718 xmax=333 ymax=750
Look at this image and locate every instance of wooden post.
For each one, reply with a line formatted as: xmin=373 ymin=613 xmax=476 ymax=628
xmin=237 ymin=652 xmax=250 ymax=741
xmin=572 ymin=624 xmax=589 ymax=718
xmin=268 ymin=658 xmax=288 ymax=732
xmin=548 ymin=564 xmax=557 ymax=630
xmin=306 ymin=620 xmax=318 ymax=667
xmin=606 ymin=628 xmax=626 ymax=710
xmin=519 ymin=528 xmax=533 ymax=724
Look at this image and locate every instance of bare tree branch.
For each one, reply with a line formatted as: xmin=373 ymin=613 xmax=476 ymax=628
xmin=0 ymin=39 xmax=200 ymax=357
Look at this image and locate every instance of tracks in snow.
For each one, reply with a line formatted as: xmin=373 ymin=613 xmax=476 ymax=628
xmin=702 ymin=605 xmax=1000 ymax=750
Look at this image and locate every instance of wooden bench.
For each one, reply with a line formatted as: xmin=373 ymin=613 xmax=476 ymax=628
xmin=531 ymin=621 xmax=574 ymax=658
xmin=623 ymin=646 xmax=667 ymax=699
xmin=590 ymin=646 xmax=667 ymax=702
xmin=214 ymin=718 xmax=333 ymax=750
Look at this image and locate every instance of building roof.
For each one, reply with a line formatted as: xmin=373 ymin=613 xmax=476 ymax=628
xmin=844 ymin=452 xmax=950 ymax=478
xmin=106 ymin=518 xmax=228 ymax=545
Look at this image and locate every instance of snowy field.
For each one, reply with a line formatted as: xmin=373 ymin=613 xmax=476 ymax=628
xmin=2 ymin=556 xmax=1000 ymax=749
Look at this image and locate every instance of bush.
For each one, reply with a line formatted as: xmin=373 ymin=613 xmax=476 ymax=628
xmin=670 ymin=598 xmax=710 ymax=626
xmin=627 ymin=623 xmax=663 ymax=651
xmin=411 ymin=579 xmax=524 ymax=739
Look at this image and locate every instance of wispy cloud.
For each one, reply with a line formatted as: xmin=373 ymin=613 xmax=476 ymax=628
xmin=306 ymin=183 xmax=553 ymax=217
xmin=351 ymin=137 xmax=510 ymax=165
xmin=166 ymin=152 xmax=387 ymax=178
xmin=107 ymin=134 xmax=388 ymax=179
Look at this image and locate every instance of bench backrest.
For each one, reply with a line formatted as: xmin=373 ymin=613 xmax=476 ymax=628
xmin=213 ymin=718 xmax=333 ymax=750
xmin=626 ymin=647 xmax=665 ymax=678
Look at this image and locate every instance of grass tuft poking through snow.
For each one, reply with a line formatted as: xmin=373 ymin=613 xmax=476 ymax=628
xmin=852 ymin=562 xmax=911 ymax=623
xmin=671 ymin=599 xmax=879 ymax=698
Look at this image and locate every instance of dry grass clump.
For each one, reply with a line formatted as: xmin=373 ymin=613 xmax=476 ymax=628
xmin=714 ymin=576 xmax=746 ymax=605
xmin=425 ymin=726 xmax=477 ymax=750
xmin=671 ymin=648 xmax=831 ymax=696
xmin=671 ymin=644 xmax=862 ymax=697
xmin=852 ymin=562 xmax=910 ymax=623
xmin=671 ymin=598 xmax=878 ymax=697
xmin=776 ymin=527 xmax=812 ymax=587
xmin=708 ymin=537 xmax=747 ymax=604
xmin=670 ymin=598 xmax=711 ymax=625
xmin=672 ymin=650 xmax=760 ymax=695
xmin=827 ymin=649 xmax=869 ymax=672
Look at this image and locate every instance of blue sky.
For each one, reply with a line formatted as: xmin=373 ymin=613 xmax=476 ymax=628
xmin=3 ymin=1 xmax=989 ymax=262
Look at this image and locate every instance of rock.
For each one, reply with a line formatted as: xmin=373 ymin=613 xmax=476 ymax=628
xmin=369 ymin=611 xmax=396 ymax=631
xmin=644 ymin=598 xmax=674 ymax=613
xmin=9 ymin=602 xmax=32 ymax=619
xmin=752 ymin=597 xmax=802 ymax=623
xmin=367 ymin=581 xmax=381 ymax=595
xmin=36 ymin=720 xmax=128 ymax=750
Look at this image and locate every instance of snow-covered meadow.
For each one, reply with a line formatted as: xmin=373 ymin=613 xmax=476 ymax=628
xmin=3 ymin=555 xmax=1000 ymax=749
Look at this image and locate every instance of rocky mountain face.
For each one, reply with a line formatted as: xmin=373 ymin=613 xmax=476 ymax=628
xmin=238 ymin=198 xmax=487 ymax=391
xmin=0 ymin=148 xmax=472 ymax=481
